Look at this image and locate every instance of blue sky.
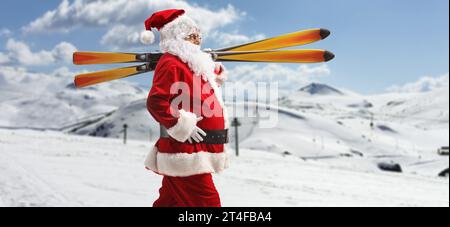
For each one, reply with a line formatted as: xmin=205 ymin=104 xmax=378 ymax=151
xmin=0 ymin=0 xmax=448 ymax=94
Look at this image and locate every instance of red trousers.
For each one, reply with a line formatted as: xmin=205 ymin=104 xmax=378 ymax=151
xmin=153 ymin=173 xmax=221 ymax=207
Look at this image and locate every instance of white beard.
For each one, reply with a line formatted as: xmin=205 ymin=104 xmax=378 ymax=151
xmin=160 ymin=37 xmax=230 ymax=129
xmin=160 ymin=39 xmax=216 ymax=82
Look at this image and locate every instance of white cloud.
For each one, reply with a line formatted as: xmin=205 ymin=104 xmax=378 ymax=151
xmin=225 ymin=63 xmax=331 ymax=97
xmin=23 ymin=0 xmax=244 ymax=50
xmin=24 ymin=0 xmax=241 ymax=33
xmin=0 ymin=39 xmax=77 ymax=66
xmin=0 ymin=52 xmax=9 ymax=64
xmin=52 ymin=42 xmax=78 ymax=63
xmin=208 ymin=31 xmax=266 ymax=47
xmin=0 ymin=28 xmax=12 ymax=37
xmin=100 ymin=25 xmax=143 ymax=50
xmin=387 ymin=73 xmax=449 ymax=93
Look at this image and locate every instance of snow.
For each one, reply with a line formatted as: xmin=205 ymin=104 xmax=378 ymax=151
xmin=66 ymin=91 xmax=448 ymax=177
xmin=298 ymin=83 xmax=344 ymax=96
xmin=1 ymin=67 xmax=448 ymax=206
xmin=0 ymin=129 xmax=448 ymax=207
xmin=0 ymin=66 xmax=146 ymax=129
xmin=69 ymin=99 xmax=160 ymax=141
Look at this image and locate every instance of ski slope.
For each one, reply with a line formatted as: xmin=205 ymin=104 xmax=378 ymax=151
xmin=1 ymin=67 xmax=448 ymax=206
xmin=0 ymin=129 xmax=448 ymax=207
xmin=66 ymin=91 xmax=449 ymax=177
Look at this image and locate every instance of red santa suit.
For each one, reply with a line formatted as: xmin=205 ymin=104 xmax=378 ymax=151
xmin=141 ymin=9 xmax=229 ymax=207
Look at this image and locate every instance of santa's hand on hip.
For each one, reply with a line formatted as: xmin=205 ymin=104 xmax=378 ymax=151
xmin=214 ymin=63 xmax=228 ymax=86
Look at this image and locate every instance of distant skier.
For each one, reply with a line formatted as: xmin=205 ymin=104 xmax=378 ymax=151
xmin=142 ymin=9 xmax=229 ymax=207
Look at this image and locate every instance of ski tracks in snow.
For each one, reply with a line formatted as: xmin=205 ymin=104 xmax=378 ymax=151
xmin=1 ymin=129 xmax=448 ymax=207
xmin=0 ymin=151 xmax=76 ymax=207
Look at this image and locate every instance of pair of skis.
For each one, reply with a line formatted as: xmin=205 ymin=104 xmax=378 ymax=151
xmin=73 ymin=28 xmax=334 ymax=88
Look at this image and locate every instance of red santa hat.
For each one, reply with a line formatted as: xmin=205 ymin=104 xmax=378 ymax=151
xmin=140 ymin=9 xmax=199 ymax=45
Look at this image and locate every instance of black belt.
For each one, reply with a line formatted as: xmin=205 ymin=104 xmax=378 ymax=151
xmin=160 ymin=126 xmax=229 ymax=144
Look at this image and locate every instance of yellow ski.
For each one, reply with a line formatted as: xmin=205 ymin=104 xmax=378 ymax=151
xmin=73 ymin=28 xmax=330 ymax=65
xmin=74 ymin=63 xmax=155 ymax=88
xmin=214 ymin=49 xmax=334 ymax=63
xmin=217 ymin=28 xmax=330 ymax=52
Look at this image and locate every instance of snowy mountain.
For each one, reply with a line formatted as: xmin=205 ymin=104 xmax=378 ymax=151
xmin=0 ymin=67 xmax=448 ymax=206
xmin=65 ymin=94 xmax=448 ymax=177
xmin=374 ymin=88 xmax=449 ymax=129
xmin=67 ymin=99 xmax=160 ymax=142
xmin=0 ymin=66 xmax=146 ymax=129
xmin=298 ymin=83 xmax=344 ymax=96
xmin=1 ymin=67 xmax=448 ymax=179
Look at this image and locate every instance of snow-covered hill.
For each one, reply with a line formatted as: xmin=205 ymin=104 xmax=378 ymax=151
xmin=62 ymin=85 xmax=449 ymax=177
xmin=0 ymin=66 xmax=146 ymax=129
xmin=68 ymin=99 xmax=159 ymax=141
xmin=1 ymin=68 xmax=448 ymax=179
xmin=0 ymin=129 xmax=448 ymax=207
xmin=298 ymin=83 xmax=344 ymax=96
xmin=283 ymin=83 xmax=449 ymax=130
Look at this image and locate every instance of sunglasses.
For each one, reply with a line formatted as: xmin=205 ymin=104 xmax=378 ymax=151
xmin=185 ymin=33 xmax=202 ymax=40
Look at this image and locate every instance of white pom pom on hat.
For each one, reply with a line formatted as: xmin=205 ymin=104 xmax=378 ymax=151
xmin=140 ymin=30 xmax=155 ymax=45
xmin=141 ymin=9 xmax=187 ymax=45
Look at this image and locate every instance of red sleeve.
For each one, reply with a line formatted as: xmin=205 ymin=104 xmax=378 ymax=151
xmin=147 ymin=65 xmax=182 ymax=129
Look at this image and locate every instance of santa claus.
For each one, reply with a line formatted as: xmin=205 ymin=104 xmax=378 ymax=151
xmin=142 ymin=9 xmax=229 ymax=207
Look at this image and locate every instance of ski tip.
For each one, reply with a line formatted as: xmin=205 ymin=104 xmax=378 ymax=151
xmin=73 ymin=78 xmax=81 ymax=88
xmin=72 ymin=52 xmax=78 ymax=65
xmin=323 ymin=51 xmax=335 ymax=62
xmin=74 ymin=76 xmax=87 ymax=89
xmin=320 ymin=29 xmax=331 ymax=40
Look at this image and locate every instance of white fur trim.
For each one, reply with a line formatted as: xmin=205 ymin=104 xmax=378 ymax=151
xmin=140 ymin=30 xmax=155 ymax=45
xmin=144 ymin=146 xmax=230 ymax=177
xmin=166 ymin=110 xmax=198 ymax=142
xmin=159 ymin=15 xmax=198 ymax=42
xmin=205 ymin=68 xmax=230 ymax=129
xmin=215 ymin=63 xmax=228 ymax=86
xmin=216 ymin=71 xmax=228 ymax=85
